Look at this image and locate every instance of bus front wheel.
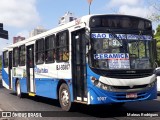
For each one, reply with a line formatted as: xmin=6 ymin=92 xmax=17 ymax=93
xmin=59 ymin=83 xmax=72 ymax=111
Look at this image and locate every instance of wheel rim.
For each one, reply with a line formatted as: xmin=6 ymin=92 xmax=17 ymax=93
xmin=17 ymin=82 xmax=20 ymax=96
xmin=61 ymin=89 xmax=69 ymax=106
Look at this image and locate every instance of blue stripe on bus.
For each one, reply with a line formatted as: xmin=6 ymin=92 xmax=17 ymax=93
xmin=2 ymin=68 xmax=9 ymax=86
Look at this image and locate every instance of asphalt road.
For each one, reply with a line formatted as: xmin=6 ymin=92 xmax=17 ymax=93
xmin=0 ymin=78 xmax=160 ymax=120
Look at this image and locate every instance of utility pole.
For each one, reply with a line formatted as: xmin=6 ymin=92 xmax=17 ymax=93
xmin=87 ymin=0 xmax=93 ymax=15
xmin=0 ymin=23 xmax=8 ymax=39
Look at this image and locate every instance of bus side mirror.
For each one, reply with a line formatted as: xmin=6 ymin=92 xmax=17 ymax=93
xmin=152 ymin=30 xmax=155 ymax=35
xmin=155 ymin=68 xmax=160 ymax=76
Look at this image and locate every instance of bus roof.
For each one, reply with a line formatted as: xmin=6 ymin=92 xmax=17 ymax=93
xmin=3 ymin=14 xmax=151 ymax=52
xmin=2 ymin=14 xmax=92 ymax=51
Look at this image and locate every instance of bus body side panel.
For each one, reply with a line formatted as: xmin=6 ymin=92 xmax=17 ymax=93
xmin=2 ymin=68 xmax=9 ymax=89
xmin=11 ymin=66 xmax=27 ymax=93
xmin=34 ymin=62 xmax=72 ymax=99
xmin=86 ymin=65 xmax=157 ymax=105
xmin=34 ymin=63 xmax=58 ymax=99
xmin=12 ymin=77 xmax=28 ymax=93
xmin=34 ymin=78 xmax=73 ymax=100
xmin=20 ymin=78 xmax=28 ymax=93
xmin=34 ymin=78 xmax=58 ymax=99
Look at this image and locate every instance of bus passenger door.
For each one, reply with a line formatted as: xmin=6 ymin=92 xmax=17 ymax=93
xmin=8 ymin=51 xmax=12 ymax=89
xmin=71 ymin=28 xmax=87 ymax=102
xmin=26 ymin=45 xmax=35 ymax=93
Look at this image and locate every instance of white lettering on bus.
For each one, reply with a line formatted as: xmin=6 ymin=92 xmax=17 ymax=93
xmin=91 ymin=33 xmax=152 ymax=40
xmin=94 ymin=53 xmax=129 ymax=60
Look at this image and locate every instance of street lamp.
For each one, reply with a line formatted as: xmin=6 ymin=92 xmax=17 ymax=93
xmin=87 ymin=0 xmax=93 ymax=15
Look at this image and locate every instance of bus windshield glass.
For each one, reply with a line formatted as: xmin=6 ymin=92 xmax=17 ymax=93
xmin=90 ymin=33 xmax=153 ymax=70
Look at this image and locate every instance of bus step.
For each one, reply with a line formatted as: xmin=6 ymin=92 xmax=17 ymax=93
xmin=28 ymin=92 xmax=36 ymax=96
xmin=74 ymin=100 xmax=87 ymax=104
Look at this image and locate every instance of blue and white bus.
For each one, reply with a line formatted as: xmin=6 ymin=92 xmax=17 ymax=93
xmin=2 ymin=14 xmax=157 ymax=111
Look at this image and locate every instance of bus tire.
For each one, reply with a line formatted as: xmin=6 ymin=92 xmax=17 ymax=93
xmin=16 ymin=80 xmax=23 ymax=98
xmin=59 ymin=83 xmax=72 ymax=111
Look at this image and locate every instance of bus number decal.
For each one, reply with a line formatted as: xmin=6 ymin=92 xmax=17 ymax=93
xmin=97 ymin=97 xmax=107 ymax=101
xmin=56 ymin=64 xmax=70 ymax=70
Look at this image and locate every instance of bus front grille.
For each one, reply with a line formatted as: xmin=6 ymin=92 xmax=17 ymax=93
xmin=112 ymin=84 xmax=148 ymax=90
xmin=113 ymin=92 xmax=147 ymax=101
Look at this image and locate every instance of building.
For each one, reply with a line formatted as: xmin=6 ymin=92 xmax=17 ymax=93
xmin=58 ymin=12 xmax=77 ymax=26
xmin=13 ymin=36 xmax=25 ymax=44
xmin=29 ymin=26 xmax=47 ymax=37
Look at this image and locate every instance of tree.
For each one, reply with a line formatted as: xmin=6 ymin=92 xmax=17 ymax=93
xmin=147 ymin=0 xmax=160 ymax=21
xmin=155 ymin=25 xmax=160 ymax=66
xmin=155 ymin=25 xmax=160 ymax=37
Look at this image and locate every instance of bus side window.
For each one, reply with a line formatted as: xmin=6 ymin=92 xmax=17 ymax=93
xmin=59 ymin=51 xmax=63 ymax=61
xmin=13 ymin=47 xmax=19 ymax=67
xmin=63 ymin=50 xmax=69 ymax=61
xmin=36 ymin=38 xmax=44 ymax=64
xmin=53 ymin=50 xmax=56 ymax=61
xmin=3 ymin=51 xmax=8 ymax=68
xmin=56 ymin=30 xmax=69 ymax=62
xmin=19 ymin=45 xmax=25 ymax=66
xmin=37 ymin=53 xmax=44 ymax=63
xmin=45 ymin=50 xmax=55 ymax=62
xmin=45 ymin=34 xmax=56 ymax=63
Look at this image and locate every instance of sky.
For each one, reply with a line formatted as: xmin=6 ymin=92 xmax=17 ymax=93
xmin=0 ymin=0 xmax=159 ymax=53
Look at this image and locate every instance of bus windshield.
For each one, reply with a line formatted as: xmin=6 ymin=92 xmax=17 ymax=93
xmin=90 ymin=33 xmax=153 ymax=70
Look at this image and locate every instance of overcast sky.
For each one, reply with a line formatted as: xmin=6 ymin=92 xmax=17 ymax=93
xmin=0 ymin=0 xmax=159 ymax=53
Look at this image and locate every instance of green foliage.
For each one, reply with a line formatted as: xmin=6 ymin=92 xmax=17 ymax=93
xmin=155 ymin=25 xmax=160 ymax=66
xmin=155 ymin=25 xmax=160 ymax=37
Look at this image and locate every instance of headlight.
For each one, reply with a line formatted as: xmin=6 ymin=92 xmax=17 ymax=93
xmin=100 ymin=83 xmax=110 ymax=90
xmin=90 ymin=76 xmax=113 ymax=91
xmin=148 ymin=80 xmax=157 ymax=88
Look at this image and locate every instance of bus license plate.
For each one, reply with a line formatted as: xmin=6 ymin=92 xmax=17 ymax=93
xmin=126 ymin=93 xmax=137 ymax=98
